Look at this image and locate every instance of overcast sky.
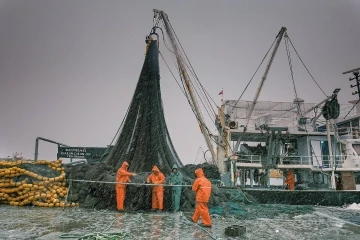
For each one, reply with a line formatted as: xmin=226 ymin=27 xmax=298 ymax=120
xmin=0 ymin=0 xmax=359 ymax=164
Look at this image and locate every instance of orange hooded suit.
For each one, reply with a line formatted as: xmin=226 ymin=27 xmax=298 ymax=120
xmin=116 ymin=161 xmax=135 ymax=210
xmin=146 ymin=166 xmax=165 ymax=210
xmin=285 ymin=170 xmax=295 ymax=190
xmin=192 ymin=168 xmax=212 ymax=227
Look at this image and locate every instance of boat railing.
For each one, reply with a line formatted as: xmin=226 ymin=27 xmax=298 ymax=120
xmin=336 ymin=127 xmax=360 ymax=138
xmin=236 ymin=154 xmax=349 ymax=167
xmin=236 ymin=155 xmax=263 ymax=164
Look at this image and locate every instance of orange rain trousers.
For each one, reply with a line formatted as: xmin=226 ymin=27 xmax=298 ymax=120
xmin=116 ymin=185 xmax=126 ymax=210
xmin=115 ymin=161 xmax=134 ymax=210
xmin=285 ymin=171 xmax=295 ymax=190
xmin=191 ymin=168 xmax=212 ymax=226
xmin=151 ymin=189 xmax=164 ymax=210
xmin=192 ymin=202 xmax=212 ymax=226
xmin=147 ymin=166 xmax=165 ymax=210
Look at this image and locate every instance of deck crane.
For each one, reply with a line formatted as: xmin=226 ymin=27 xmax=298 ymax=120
xmin=151 ymin=9 xmax=218 ymax=167
xmin=233 ymin=27 xmax=287 ymax=153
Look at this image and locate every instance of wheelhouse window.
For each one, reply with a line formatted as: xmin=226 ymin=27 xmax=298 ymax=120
xmin=352 ymin=144 xmax=360 ymax=155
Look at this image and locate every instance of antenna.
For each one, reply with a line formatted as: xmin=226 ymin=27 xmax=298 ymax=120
xmin=343 ymin=67 xmax=360 ymax=75
xmin=343 ymin=67 xmax=360 ymax=118
xmin=346 ymin=67 xmax=360 ymax=98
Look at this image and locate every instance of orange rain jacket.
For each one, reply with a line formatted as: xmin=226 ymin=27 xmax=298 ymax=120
xmin=192 ymin=168 xmax=212 ymax=203
xmin=285 ymin=170 xmax=295 ymax=190
xmin=116 ymin=161 xmax=135 ymax=210
xmin=116 ymin=161 xmax=133 ymax=185
xmin=146 ymin=166 xmax=165 ymax=191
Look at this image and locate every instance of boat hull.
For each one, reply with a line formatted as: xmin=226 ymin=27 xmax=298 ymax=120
xmin=241 ymin=188 xmax=360 ymax=206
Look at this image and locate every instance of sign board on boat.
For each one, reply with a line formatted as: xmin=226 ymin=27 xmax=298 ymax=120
xmin=270 ymin=169 xmax=282 ymax=178
xmin=57 ymin=147 xmax=109 ymax=159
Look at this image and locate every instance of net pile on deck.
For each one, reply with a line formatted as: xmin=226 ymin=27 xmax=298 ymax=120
xmin=0 ymin=159 xmax=76 ymax=208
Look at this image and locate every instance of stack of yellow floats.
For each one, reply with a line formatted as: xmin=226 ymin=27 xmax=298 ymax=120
xmin=0 ymin=159 xmax=78 ymax=208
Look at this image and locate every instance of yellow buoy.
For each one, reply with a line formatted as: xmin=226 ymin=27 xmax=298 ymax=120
xmin=0 ymin=159 xmax=77 ymax=208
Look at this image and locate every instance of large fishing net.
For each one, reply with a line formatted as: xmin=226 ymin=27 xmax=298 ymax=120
xmin=63 ymin=40 xmax=221 ymax=211
xmin=104 ymin=40 xmax=183 ymax=172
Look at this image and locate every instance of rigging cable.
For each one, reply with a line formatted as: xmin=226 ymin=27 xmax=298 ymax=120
xmin=157 ymin=21 xmax=215 ymax=122
xmin=155 ymin=24 xmax=201 ymax=120
xmin=164 ymin=22 xmax=212 ymax=121
xmin=287 ymin=36 xmax=327 ymax=97
xmin=157 ymin=21 xmax=220 ymax=138
xmin=188 ymin=77 xmax=216 ymax=123
xmin=166 ymin=21 xmax=218 ymax=115
xmin=157 ymin=20 xmax=221 ymax=135
xmin=343 ymin=99 xmax=360 ymax=119
xmin=162 ymin=53 xmax=236 ymax=158
xmin=194 ymin=147 xmax=203 ymax=164
xmin=203 ymin=149 xmax=211 ymax=163
xmin=286 ymin=33 xmax=341 ymax=174
xmin=229 ymin=36 xmax=278 ymax=115
xmin=99 ymin=89 xmax=133 ymax=161
xmin=159 ymin=50 xmax=235 ymax=155
xmin=167 ymin=23 xmax=282 ymax=159
xmin=285 ymin=33 xmax=336 ymax=177
xmin=176 ymin=64 xmax=219 ymax=145
xmin=285 ymin=34 xmax=302 ymax=117
xmin=159 ymin=51 xmax=215 ymax=140
xmin=225 ymin=33 xmax=282 ymax=156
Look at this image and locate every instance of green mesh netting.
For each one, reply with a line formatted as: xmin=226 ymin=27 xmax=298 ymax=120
xmin=209 ymin=189 xmax=258 ymax=217
xmin=64 ymin=40 xmax=219 ymax=211
xmin=104 ymin=40 xmax=184 ymax=173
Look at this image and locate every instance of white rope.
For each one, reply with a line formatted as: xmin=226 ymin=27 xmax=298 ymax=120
xmin=68 ymin=179 xmax=193 ymax=187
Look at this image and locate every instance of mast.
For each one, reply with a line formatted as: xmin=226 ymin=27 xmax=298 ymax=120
xmin=233 ymin=27 xmax=287 ymax=153
xmin=154 ymin=9 xmax=217 ymax=167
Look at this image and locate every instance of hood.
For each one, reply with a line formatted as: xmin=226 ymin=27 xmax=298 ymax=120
xmin=152 ymin=165 xmax=160 ymax=173
xmin=121 ymin=161 xmax=129 ymax=168
xmin=195 ymin=168 xmax=204 ymax=178
xmin=172 ymin=164 xmax=178 ymax=170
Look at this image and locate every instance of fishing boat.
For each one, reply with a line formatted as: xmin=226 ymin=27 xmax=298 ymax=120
xmin=2 ymin=9 xmax=359 ymax=208
xmin=35 ymin=12 xmax=360 ymax=206
xmin=135 ymin=16 xmax=360 ymax=206
xmin=213 ymin=32 xmax=360 ymax=204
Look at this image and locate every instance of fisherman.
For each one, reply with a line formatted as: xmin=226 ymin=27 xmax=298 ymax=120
xmin=285 ymin=170 xmax=295 ymax=190
xmin=116 ymin=161 xmax=136 ymax=211
xmin=191 ymin=168 xmax=212 ymax=228
xmin=335 ymin=175 xmax=342 ymax=190
xmin=168 ymin=164 xmax=183 ymax=212
xmin=146 ymin=165 xmax=165 ymax=212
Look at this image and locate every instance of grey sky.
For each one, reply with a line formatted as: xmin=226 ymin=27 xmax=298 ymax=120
xmin=0 ymin=0 xmax=359 ymax=164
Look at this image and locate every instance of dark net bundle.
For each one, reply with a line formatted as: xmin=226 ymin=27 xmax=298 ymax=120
xmin=65 ymin=40 xmax=224 ymax=211
xmin=104 ymin=40 xmax=183 ymax=172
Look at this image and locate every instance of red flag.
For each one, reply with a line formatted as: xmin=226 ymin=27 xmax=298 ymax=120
xmin=218 ymin=89 xmax=223 ymax=95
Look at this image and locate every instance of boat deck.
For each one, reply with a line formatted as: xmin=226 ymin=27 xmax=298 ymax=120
xmin=233 ymin=154 xmax=360 ymax=171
